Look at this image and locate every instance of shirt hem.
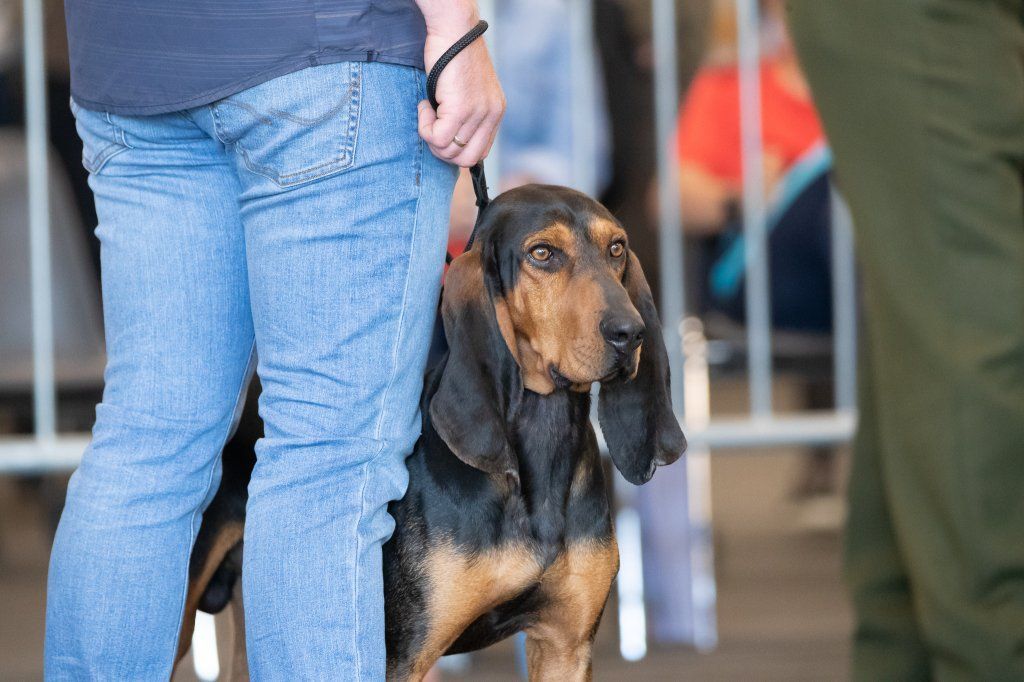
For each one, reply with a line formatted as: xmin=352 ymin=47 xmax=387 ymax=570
xmin=70 ymin=52 xmax=424 ymax=116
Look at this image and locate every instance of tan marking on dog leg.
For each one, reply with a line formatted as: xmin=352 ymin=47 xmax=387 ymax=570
xmin=174 ymin=522 xmax=244 ymax=664
xmin=228 ymin=580 xmax=249 ymax=682
xmin=403 ymin=542 xmax=543 ymax=681
xmin=525 ymin=538 xmax=620 ymax=682
xmin=175 ymin=610 xmax=197 ymax=674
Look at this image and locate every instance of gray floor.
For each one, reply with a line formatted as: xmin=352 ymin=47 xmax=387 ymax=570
xmin=0 ymin=450 xmax=851 ymax=681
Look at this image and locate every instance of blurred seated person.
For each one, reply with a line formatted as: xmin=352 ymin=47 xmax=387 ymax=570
xmin=676 ymin=1 xmax=839 ymax=511
xmin=676 ymin=0 xmax=832 ymax=333
xmin=448 ymin=0 xmax=611 ymax=253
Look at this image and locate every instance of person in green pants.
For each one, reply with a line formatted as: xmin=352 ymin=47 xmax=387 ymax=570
xmin=787 ymin=1 xmax=1024 ymax=679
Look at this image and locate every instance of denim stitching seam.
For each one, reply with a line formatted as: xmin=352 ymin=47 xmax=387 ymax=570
xmin=104 ymin=111 xmax=135 ymax=150
xmin=85 ymin=143 xmax=130 ymax=175
xmin=371 ymin=73 xmax=423 ymax=443
xmin=353 ymin=458 xmax=370 ymax=680
xmin=80 ymin=113 xmax=134 ymax=175
xmin=347 ymin=62 xmax=363 ymax=173
xmin=210 ymin=103 xmax=230 ymax=146
xmin=166 ymin=338 xmax=257 ymax=675
xmin=357 ymin=67 xmax=425 ymax=679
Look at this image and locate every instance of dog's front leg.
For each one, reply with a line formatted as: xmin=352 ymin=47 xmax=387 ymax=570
xmin=524 ymin=538 xmax=619 ymax=682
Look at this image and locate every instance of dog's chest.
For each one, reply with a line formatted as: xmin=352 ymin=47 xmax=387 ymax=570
xmin=509 ymin=393 xmax=592 ymax=554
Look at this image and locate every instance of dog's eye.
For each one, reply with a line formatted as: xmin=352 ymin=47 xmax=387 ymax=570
xmin=529 ymin=245 xmax=552 ymax=262
xmin=609 ymin=241 xmax=625 ymax=258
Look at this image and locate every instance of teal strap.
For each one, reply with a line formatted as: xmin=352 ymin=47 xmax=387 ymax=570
xmin=709 ymin=142 xmax=833 ymax=300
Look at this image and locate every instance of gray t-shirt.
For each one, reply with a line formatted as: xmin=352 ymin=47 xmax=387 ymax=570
xmin=65 ymin=0 xmax=427 ymax=115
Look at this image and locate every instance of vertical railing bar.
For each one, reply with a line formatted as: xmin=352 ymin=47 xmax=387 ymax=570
xmin=613 ymin=483 xmax=648 ymax=662
xmin=23 ymin=0 xmax=57 ymax=441
xmin=736 ymin=0 xmax=772 ymax=416
xmin=569 ymin=0 xmax=598 ymax=195
xmin=652 ymin=0 xmax=721 ymax=657
xmin=830 ymin=186 xmax=857 ymax=411
xmin=610 ymin=0 xmax=687 ymax=662
xmin=478 ymin=0 xmax=501 ymax=191
xmin=681 ymin=318 xmax=718 ymax=649
xmin=652 ymin=0 xmax=686 ymax=414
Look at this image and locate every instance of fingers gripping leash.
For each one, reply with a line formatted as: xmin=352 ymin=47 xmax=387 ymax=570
xmin=426 ymin=19 xmax=492 ymax=260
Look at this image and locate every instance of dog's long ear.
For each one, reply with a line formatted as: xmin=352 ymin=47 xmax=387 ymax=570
xmin=429 ymin=250 xmax=522 ymax=483
xmin=598 ymin=252 xmax=686 ymax=485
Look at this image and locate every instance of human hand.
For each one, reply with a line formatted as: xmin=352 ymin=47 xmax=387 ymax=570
xmin=416 ymin=2 xmax=505 ymax=167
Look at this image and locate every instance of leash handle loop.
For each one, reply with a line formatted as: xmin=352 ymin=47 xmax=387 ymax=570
xmin=425 ymin=19 xmax=491 ymax=261
xmin=426 ymin=20 xmax=489 ymax=110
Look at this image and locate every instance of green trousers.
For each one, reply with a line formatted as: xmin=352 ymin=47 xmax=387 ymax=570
xmin=788 ymin=2 xmax=1024 ymax=680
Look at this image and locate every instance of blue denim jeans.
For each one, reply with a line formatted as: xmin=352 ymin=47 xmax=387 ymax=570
xmin=45 ymin=62 xmax=457 ymax=680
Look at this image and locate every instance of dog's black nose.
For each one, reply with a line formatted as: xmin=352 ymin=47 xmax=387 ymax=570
xmin=600 ymin=314 xmax=645 ymax=355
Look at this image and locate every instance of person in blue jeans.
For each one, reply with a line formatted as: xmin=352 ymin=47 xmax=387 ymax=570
xmin=44 ymin=1 xmax=504 ymax=679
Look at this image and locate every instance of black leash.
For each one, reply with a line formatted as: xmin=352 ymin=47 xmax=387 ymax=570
xmin=425 ymin=19 xmax=493 ymax=367
xmin=425 ymin=19 xmax=492 ymax=262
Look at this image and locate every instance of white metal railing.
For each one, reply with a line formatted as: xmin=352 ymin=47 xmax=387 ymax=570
xmin=2 ymin=0 xmax=857 ymax=674
xmin=649 ymin=0 xmax=859 ymax=446
xmin=23 ymin=0 xmax=57 ymax=441
xmin=619 ymin=0 xmax=859 ymax=659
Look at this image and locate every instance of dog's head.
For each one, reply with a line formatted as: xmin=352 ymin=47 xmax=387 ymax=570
xmin=430 ymin=184 xmax=686 ymax=485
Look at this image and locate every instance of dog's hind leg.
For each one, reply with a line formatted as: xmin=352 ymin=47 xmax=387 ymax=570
xmin=226 ymin=580 xmax=250 ymax=681
xmin=174 ymin=604 xmax=199 ymax=678
xmin=174 ymin=524 xmax=244 ymax=670
xmin=524 ymin=538 xmax=619 ymax=682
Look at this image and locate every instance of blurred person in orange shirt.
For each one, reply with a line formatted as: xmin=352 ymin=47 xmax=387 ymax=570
xmin=675 ymin=0 xmax=832 ymax=333
xmin=677 ymin=2 xmax=822 ymax=233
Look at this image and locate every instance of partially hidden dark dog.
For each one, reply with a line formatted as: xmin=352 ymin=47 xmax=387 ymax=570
xmin=176 ymin=184 xmax=686 ymax=681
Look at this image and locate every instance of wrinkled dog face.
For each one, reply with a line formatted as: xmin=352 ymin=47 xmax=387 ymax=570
xmin=488 ymin=191 xmax=646 ymax=394
xmin=435 ymin=184 xmax=686 ymax=483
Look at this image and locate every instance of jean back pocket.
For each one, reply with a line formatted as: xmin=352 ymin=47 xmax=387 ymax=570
xmin=211 ymin=62 xmax=362 ymax=189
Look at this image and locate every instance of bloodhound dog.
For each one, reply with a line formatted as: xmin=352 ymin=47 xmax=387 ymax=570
xmin=177 ymin=184 xmax=686 ymax=681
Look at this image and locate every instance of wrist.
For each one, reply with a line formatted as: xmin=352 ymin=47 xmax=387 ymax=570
xmin=417 ymin=1 xmax=480 ymax=39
